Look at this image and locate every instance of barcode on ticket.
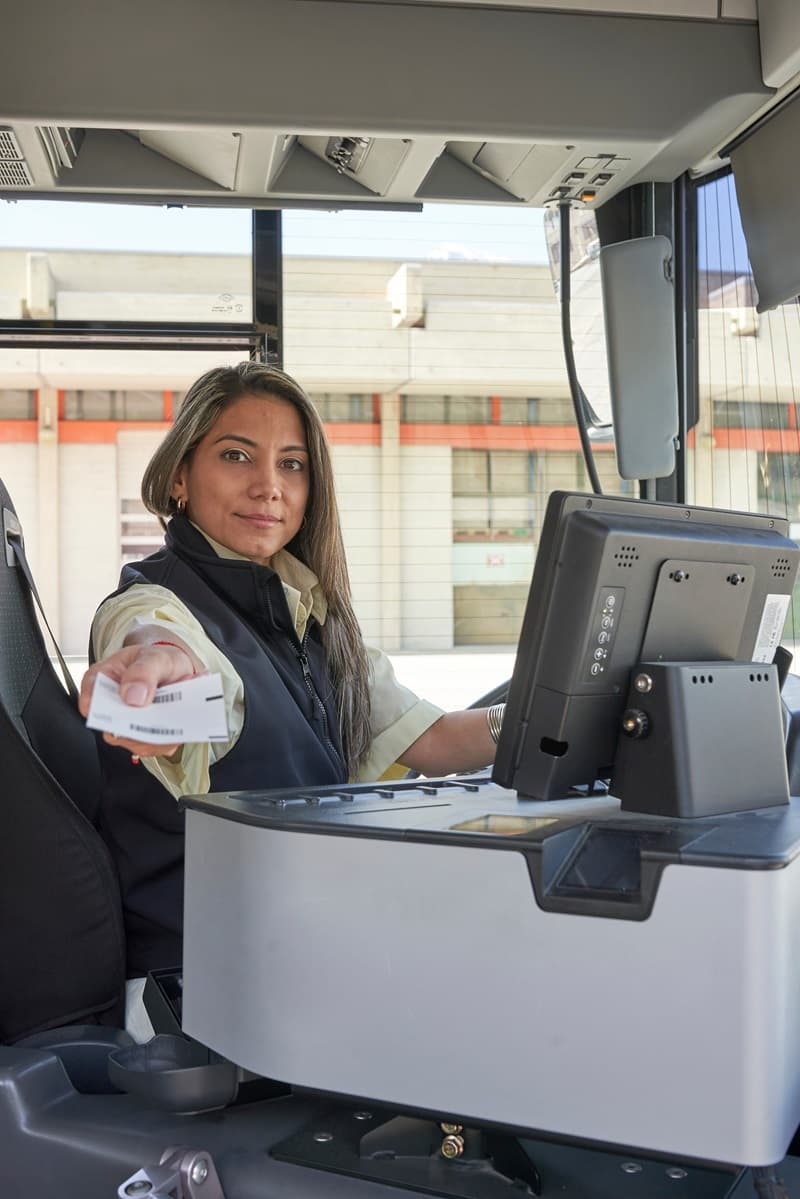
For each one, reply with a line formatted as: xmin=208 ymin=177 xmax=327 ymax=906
xmin=153 ymin=691 xmax=182 ymax=704
xmin=130 ymin=723 xmax=183 ymax=736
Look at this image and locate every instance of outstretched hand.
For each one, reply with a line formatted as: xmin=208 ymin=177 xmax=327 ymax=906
xmin=79 ymin=639 xmax=200 ymax=759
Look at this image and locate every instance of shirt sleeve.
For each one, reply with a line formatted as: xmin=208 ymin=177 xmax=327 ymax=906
xmin=91 ymin=584 xmax=244 ymax=800
xmin=354 ymin=647 xmax=445 ymax=783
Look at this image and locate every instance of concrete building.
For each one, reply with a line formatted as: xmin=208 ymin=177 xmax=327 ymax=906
xmin=0 ymin=242 xmax=796 ymax=656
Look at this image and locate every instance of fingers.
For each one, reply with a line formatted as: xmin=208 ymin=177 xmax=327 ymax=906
xmin=79 ymin=646 xmax=142 ymax=716
xmin=116 ymin=644 xmax=186 ymax=707
xmin=80 ymin=641 xmax=196 ymax=716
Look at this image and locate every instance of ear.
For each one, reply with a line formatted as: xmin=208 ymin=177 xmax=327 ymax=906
xmin=171 ymin=463 xmax=188 ymax=505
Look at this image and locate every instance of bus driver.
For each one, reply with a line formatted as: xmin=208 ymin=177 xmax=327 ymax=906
xmin=79 ymin=363 xmax=505 ymax=982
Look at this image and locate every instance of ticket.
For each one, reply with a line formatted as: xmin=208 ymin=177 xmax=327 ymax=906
xmin=86 ymin=671 xmax=228 ymax=744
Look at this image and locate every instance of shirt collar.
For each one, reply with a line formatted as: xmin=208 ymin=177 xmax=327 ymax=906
xmin=189 ymin=522 xmax=328 ymax=626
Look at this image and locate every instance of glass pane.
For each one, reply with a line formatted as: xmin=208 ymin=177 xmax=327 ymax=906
xmin=402 ymin=396 xmax=446 ymax=423
xmin=0 ymin=389 xmax=35 ymax=418
xmin=310 ymin=394 xmax=374 ymax=422
xmin=63 ymin=390 xmax=166 ymax=420
xmin=453 ymin=449 xmax=489 ymax=495
xmin=693 ymin=171 xmax=800 ymax=655
xmin=448 ymin=397 xmax=491 ymax=423
xmin=0 ymin=200 xmax=252 ymax=323
xmin=490 ymin=450 xmax=532 ymax=495
xmin=543 ymin=206 xmax=611 ymax=427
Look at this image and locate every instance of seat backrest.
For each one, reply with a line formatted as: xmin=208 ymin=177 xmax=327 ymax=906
xmin=0 ymin=480 xmax=103 ymax=824
xmin=0 ymin=477 xmax=125 ymax=1041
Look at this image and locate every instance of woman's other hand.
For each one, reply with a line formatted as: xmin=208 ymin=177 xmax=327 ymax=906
xmin=79 ymin=630 xmax=202 ymax=759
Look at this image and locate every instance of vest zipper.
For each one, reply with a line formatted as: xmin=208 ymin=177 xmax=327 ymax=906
xmin=294 ymin=628 xmax=343 ymax=768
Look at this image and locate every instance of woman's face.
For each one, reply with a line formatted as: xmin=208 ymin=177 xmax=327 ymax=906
xmin=171 ymin=393 xmax=311 ymax=566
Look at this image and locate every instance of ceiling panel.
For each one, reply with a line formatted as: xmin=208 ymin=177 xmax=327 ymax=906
xmin=0 ymin=0 xmax=774 ymax=211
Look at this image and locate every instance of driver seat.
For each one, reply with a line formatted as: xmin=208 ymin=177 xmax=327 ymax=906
xmin=0 ymin=477 xmax=125 ymax=1042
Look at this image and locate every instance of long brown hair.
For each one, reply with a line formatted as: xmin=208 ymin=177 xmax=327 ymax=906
xmin=141 ymin=362 xmax=372 ymax=776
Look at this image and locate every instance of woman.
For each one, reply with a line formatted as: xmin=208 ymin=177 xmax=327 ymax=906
xmin=79 ymin=363 xmax=504 ymax=980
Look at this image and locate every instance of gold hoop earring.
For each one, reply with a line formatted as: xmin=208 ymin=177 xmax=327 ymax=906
xmin=176 ymin=498 xmax=186 ymax=512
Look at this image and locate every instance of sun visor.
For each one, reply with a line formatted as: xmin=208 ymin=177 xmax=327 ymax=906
xmin=729 ymin=89 xmax=800 ymax=313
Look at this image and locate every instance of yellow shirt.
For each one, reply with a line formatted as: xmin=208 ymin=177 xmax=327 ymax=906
xmin=91 ymin=531 xmax=444 ymax=799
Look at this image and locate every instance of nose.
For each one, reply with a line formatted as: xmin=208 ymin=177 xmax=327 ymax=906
xmin=249 ymin=465 xmax=281 ymax=500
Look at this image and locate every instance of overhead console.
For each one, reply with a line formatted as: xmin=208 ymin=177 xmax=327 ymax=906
xmin=0 ymin=2 xmax=773 ymax=208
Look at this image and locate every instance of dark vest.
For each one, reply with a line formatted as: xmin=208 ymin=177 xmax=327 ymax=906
xmin=93 ymin=516 xmax=347 ymax=977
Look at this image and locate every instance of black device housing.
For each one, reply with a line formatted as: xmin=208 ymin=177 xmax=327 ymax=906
xmin=493 ymin=492 xmax=799 ymax=802
xmin=613 ymin=661 xmax=790 ymax=818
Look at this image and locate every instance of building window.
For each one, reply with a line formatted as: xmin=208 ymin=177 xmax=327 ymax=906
xmin=712 ymin=400 xmax=789 ymax=430
xmin=452 ymin=448 xmax=535 ymax=541
xmin=64 ymin=390 xmax=165 ymax=420
xmin=310 ymin=394 xmax=375 ymax=422
xmin=499 ymin=396 xmax=573 ymax=425
xmin=120 ymin=498 xmax=163 ymax=565
xmin=402 ymin=395 xmax=490 ymax=423
xmin=402 ymin=395 xmax=446 ymax=423
xmin=0 ymin=389 xmax=35 ymax=419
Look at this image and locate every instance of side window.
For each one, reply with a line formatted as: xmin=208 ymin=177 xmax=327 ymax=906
xmin=693 ymin=171 xmax=800 ymax=648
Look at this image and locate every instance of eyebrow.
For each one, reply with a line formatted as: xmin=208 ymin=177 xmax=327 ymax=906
xmin=212 ymin=434 xmax=308 ymax=452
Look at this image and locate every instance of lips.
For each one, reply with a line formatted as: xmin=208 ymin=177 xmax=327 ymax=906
xmin=237 ymin=513 xmax=282 ymax=527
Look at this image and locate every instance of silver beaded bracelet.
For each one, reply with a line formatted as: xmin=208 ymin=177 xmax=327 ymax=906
xmin=486 ymin=703 xmax=506 ymax=744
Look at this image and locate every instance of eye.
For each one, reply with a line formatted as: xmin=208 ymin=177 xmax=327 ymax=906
xmin=281 ymin=456 xmax=306 ymax=472
xmin=221 ymin=448 xmax=251 ymax=463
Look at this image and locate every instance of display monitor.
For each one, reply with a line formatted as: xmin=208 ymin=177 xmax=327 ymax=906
xmin=492 ymin=491 xmax=800 ymax=801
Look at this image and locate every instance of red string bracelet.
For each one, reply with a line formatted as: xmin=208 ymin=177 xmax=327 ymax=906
xmin=151 ymin=640 xmax=197 ymax=677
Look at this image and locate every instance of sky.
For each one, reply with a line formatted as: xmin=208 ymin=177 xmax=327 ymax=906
xmin=0 ymin=199 xmax=549 ymax=264
xmin=0 ymin=176 xmax=754 ymax=273
xmin=696 ymin=172 xmax=752 ymax=276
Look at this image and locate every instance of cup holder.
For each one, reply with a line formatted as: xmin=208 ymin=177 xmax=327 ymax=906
xmin=107 ymin=1034 xmax=238 ymax=1113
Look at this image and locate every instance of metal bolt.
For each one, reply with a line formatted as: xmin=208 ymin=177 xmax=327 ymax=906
xmin=666 ymin=1167 xmax=688 ymax=1180
xmin=441 ymin=1135 xmax=465 ymax=1160
xmin=353 ymin=1111 xmax=373 ymax=1121
xmin=440 ymin=1123 xmax=463 ymax=1134
xmin=621 ymin=1162 xmax=643 ymax=1175
xmin=634 ymin=673 xmax=653 ymax=694
xmin=124 ymin=1183 xmax=153 ymax=1197
xmin=190 ymin=1159 xmax=209 ymax=1186
xmin=313 ymin=1131 xmax=334 ymax=1143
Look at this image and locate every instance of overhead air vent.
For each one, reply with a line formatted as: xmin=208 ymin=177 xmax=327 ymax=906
xmin=38 ymin=126 xmax=85 ymax=175
xmin=294 ymin=135 xmax=411 ymax=196
xmin=0 ymin=127 xmax=33 ymax=186
xmin=0 ymin=160 xmax=33 ymax=187
xmin=325 ymin=136 xmax=371 ymax=175
xmin=0 ymin=127 xmax=24 ymax=162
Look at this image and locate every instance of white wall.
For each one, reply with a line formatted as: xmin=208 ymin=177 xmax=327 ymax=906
xmin=0 ymin=445 xmax=38 ymax=569
xmin=331 ymin=444 xmax=382 ymax=644
xmin=59 ymin=445 xmax=120 ymax=655
xmin=400 ymin=445 xmax=453 ymax=649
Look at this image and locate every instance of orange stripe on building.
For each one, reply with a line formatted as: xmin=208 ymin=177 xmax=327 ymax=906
xmin=400 ymin=424 xmax=614 ymax=451
xmin=324 ymin=423 xmax=381 ymax=445
xmin=713 ymin=428 xmax=800 ymax=453
xmin=57 ymin=421 xmax=171 ymax=443
xmin=0 ymin=421 xmax=37 ymax=443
